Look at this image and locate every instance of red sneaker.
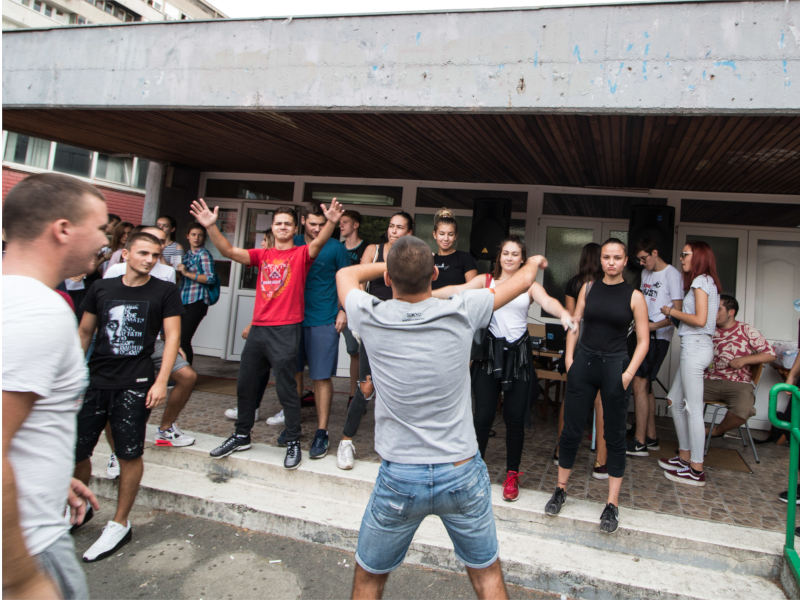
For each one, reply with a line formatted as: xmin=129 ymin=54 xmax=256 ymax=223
xmin=502 ymin=470 xmax=521 ymax=502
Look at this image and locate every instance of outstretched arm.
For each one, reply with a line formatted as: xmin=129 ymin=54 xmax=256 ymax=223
xmin=529 ymin=282 xmax=576 ymax=332
xmin=431 ymin=275 xmax=486 ymax=299
xmin=308 ymin=199 xmax=344 ymax=259
xmin=189 ymin=199 xmax=251 ymax=265
xmin=337 ymin=263 xmax=387 ymax=307
xmin=492 ymin=256 xmax=547 ymax=311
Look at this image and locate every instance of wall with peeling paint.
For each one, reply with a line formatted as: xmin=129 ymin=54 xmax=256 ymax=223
xmin=3 ymin=0 xmax=798 ymax=113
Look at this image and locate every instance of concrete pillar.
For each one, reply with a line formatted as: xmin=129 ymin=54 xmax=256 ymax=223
xmin=143 ymin=160 xmax=164 ymax=224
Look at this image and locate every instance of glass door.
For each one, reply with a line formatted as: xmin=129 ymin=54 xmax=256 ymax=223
xmin=191 ymin=200 xmax=242 ymax=359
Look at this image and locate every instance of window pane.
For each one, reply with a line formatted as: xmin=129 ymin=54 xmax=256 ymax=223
xmin=304 ymin=183 xmax=401 ymax=207
xmin=96 ymin=154 xmax=132 ymax=185
xmin=133 ymin=158 xmax=149 ymax=188
xmin=416 ymin=187 xmax=527 ymax=213
xmin=52 ymin=144 xmax=91 ymax=177
xmin=204 ymin=179 xmax=293 ymax=201
xmin=544 ymin=194 xmax=665 ymax=219
xmin=543 ymin=226 xmax=595 ymax=306
xmin=686 ymin=234 xmax=738 ymax=296
xmin=239 ymin=208 xmax=273 ymax=290
xmin=203 ymin=207 xmax=237 ymax=287
xmin=4 ymin=133 xmax=50 ymax=168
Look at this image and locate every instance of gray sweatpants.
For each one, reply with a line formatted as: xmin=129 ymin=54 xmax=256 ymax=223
xmin=36 ymin=531 xmax=89 ymax=600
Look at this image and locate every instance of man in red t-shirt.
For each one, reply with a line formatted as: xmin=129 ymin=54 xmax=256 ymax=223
xmin=704 ymin=294 xmax=775 ymax=437
xmin=190 ymin=198 xmax=343 ymax=469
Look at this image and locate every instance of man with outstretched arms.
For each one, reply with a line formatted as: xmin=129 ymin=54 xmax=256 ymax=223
xmin=192 ymin=198 xmax=343 ymax=469
xmin=3 ymin=173 xmax=105 ymax=598
xmin=337 ymin=236 xmax=552 ymax=599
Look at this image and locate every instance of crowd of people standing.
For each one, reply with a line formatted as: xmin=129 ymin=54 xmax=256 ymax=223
xmin=4 ymin=173 xmax=798 ymax=600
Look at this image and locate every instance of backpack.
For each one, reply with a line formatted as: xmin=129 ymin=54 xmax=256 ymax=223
xmin=206 ymin=276 xmax=221 ymax=306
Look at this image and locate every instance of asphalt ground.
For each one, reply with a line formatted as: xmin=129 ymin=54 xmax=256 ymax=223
xmin=74 ymin=500 xmax=561 ymax=600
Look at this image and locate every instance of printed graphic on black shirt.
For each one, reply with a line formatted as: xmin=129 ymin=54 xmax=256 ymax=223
xmin=100 ymin=300 xmax=149 ymax=356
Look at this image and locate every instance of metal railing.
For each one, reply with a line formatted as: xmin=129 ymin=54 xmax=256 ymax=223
xmin=769 ymin=382 xmax=800 ymax=586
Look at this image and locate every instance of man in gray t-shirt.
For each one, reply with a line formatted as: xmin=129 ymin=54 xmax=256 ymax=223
xmin=337 ymin=236 xmax=546 ymax=599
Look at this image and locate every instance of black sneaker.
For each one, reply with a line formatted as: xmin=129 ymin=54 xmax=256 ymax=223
xmin=277 ymin=429 xmax=288 ymax=447
xmin=646 ymin=437 xmax=660 ymax=451
xmin=600 ymin=503 xmax=619 ymax=533
xmin=68 ymin=504 xmax=94 ymax=534
xmin=210 ymin=434 xmax=251 ymax=459
xmin=626 ymin=438 xmax=649 ymax=457
xmin=284 ymin=440 xmax=302 ymax=469
xmin=779 ymin=486 xmax=800 ymax=504
xmin=545 ymin=487 xmax=567 ymax=516
xmin=309 ymin=429 xmax=329 ymax=459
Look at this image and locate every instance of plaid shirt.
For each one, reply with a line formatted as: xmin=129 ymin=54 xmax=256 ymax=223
xmin=179 ymin=248 xmax=217 ymax=305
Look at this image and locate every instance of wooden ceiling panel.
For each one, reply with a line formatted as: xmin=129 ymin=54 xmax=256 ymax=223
xmin=2 ymin=109 xmax=799 ymax=195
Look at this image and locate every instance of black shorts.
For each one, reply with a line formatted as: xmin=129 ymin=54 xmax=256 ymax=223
xmin=635 ymin=338 xmax=671 ymax=381
xmin=75 ymin=388 xmax=151 ymax=461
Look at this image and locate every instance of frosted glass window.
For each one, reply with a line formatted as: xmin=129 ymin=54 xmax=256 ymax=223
xmin=543 ymin=227 xmax=595 ymax=305
xmin=686 ymin=235 xmax=738 ymax=295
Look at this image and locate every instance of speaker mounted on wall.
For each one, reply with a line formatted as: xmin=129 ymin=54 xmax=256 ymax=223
xmin=627 ymin=205 xmax=676 ymax=264
xmin=470 ymin=197 xmax=512 ymax=263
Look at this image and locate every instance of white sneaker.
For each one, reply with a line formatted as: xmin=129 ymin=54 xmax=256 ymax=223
xmin=337 ymin=440 xmax=356 ymax=470
xmin=266 ymin=409 xmax=285 ymax=426
xmin=224 ymin=408 xmax=259 ymax=421
xmin=82 ymin=520 xmax=132 ymax=562
xmin=155 ymin=424 xmax=195 ymax=447
xmin=106 ymin=453 xmax=120 ymax=479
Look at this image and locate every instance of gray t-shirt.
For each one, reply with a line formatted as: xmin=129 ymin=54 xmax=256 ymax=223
xmin=345 ymin=288 xmax=494 ymax=463
xmin=678 ymin=274 xmax=720 ymax=337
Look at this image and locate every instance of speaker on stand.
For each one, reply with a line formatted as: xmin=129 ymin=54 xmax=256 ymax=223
xmin=470 ymin=198 xmax=512 ymax=274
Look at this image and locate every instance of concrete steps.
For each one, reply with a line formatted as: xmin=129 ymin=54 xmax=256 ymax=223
xmin=88 ymin=427 xmax=789 ymax=600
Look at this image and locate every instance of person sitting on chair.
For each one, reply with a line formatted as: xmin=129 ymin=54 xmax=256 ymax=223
xmin=704 ymin=294 xmax=775 ymax=437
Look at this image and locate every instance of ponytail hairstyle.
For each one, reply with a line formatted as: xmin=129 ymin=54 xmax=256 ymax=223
xmin=433 ymin=207 xmax=458 ymax=234
xmin=684 ymin=240 xmax=723 ymax=293
xmin=492 ymin=236 xmax=527 ymax=280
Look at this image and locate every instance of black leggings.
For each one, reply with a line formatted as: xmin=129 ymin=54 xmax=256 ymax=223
xmin=559 ymin=346 xmax=628 ymax=478
xmin=180 ymin=300 xmax=208 ymax=365
xmin=472 ymin=363 xmax=536 ymax=473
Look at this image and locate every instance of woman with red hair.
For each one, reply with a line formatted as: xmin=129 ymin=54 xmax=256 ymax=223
xmin=658 ymin=241 xmax=721 ymax=486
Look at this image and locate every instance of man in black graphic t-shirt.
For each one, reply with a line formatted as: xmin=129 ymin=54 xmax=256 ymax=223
xmin=74 ymin=232 xmax=183 ymax=563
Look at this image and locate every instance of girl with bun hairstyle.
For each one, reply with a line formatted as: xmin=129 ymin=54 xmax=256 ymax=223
xmin=430 ymin=208 xmax=477 ymax=289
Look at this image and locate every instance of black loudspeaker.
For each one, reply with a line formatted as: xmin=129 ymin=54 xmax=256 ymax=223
xmin=627 ymin=205 xmax=675 ymax=263
xmin=470 ymin=198 xmax=511 ymax=261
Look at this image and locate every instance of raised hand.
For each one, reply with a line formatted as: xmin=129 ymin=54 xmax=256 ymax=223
xmin=321 ymin=197 xmax=344 ymax=224
xmin=189 ymin=198 xmax=219 ymax=228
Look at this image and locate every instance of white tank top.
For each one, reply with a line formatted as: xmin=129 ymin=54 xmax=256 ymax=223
xmin=488 ymin=277 xmax=531 ymax=342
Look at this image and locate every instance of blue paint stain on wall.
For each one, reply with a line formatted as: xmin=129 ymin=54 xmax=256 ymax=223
xmin=618 ymin=62 xmax=624 ymax=75
xmin=705 ymin=50 xmax=712 ymax=58
xmin=534 ymin=51 xmax=539 ymax=67
xmin=642 ymin=61 xmax=648 ymax=80
xmin=644 ymin=43 xmax=650 ymax=56
xmin=783 ymin=60 xmax=789 ymax=74
xmin=626 ymin=43 xmax=634 ymax=52
xmin=702 ymin=70 xmax=707 ymax=80
xmin=780 ymin=31 xmax=786 ymax=49
xmin=643 ymin=31 xmax=650 ymax=38
xmin=688 ymin=84 xmax=696 ymax=91
xmin=608 ymin=79 xmax=618 ymax=94
xmin=573 ymin=45 xmax=582 ymax=63
xmin=594 ymin=49 xmax=598 ymax=55
xmin=714 ymin=60 xmax=737 ymax=70
xmin=498 ymin=64 xmax=505 ymax=71
xmin=415 ymin=32 xmax=421 ymax=45
xmin=372 ymin=65 xmax=378 ymax=71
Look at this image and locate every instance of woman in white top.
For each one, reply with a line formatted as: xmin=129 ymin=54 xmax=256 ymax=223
xmin=434 ymin=236 xmax=573 ymax=502
xmin=658 ymin=240 xmax=721 ymax=487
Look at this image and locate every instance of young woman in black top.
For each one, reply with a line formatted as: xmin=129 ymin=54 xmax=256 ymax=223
xmin=430 ymin=208 xmax=477 ymax=289
xmin=337 ymin=211 xmax=414 ymax=470
xmin=545 ymin=238 xmax=649 ymax=533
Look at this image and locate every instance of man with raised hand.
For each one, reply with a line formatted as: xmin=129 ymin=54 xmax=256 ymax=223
xmin=3 ymin=173 xmax=106 ymax=599
xmin=193 ymin=198 xmax=343 ymax=469
xmin=337 ymin=236 xmax=549 ymax=599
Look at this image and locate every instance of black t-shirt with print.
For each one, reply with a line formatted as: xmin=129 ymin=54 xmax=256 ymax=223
xmin=81 ymin=276 xmax=183 ymax=389
xmin=345 ymin=240 xmax=367 ymax=265
xmin=432 ymin=251 xmax=478 ymax=289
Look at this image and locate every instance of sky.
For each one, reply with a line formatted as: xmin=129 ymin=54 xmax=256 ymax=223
xmin=209 ymin=0 xmax=644 ymax=19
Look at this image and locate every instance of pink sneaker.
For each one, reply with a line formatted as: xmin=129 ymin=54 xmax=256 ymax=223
xmin=502 ymin=470 xmax=521 ymax=502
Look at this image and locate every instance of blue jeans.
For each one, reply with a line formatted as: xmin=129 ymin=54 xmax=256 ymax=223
xmin=355 ymin=453 xmax=498 ymax=574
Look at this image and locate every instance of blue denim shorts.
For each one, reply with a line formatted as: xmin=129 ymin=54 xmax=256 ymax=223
xmin=296 ymin=323 xmax=340 ymax=380
xmin=355 ymin=453 xmax=498 ymax=574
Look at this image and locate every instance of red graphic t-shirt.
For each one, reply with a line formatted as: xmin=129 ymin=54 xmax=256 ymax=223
xmin=706 ymin=321 xmax=774 ymax=384
xmin=248 ymin=245 xmax=313 ymax=326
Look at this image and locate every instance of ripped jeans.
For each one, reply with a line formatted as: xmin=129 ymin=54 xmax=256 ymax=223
xmin=667 ymin=334 xmax=713 ymax=464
